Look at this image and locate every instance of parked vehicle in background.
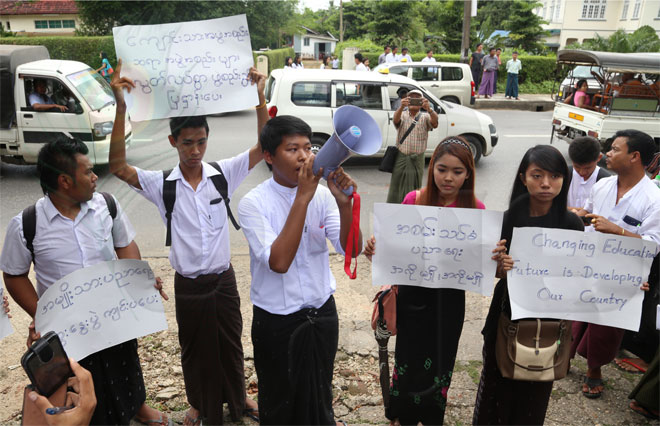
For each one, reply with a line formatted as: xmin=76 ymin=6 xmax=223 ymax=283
xmin=373 ymin=61 xmax=475 ymax=106
xmin=551 ymin=50 xmax=660 ymax=150
xmin=556 ymin=65 xmax=603 ymax=102
xmin=0 ymin=45 xmax=131 ymax=165
xmin=265 ymin=68 xmax=497 ymax=163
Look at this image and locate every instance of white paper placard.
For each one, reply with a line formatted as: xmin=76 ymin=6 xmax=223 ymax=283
xmin=372 ymin=203 xmax=503 ymax=295
xmin=0 ymin=287 xmax=13 ymax=341
xmin=508 ymin=227 xmax=658 ymax=331
xmin=35 ymin=260 xmax=167 ymax=360
xmin=113 ymin=15 xmax=258 ymax=121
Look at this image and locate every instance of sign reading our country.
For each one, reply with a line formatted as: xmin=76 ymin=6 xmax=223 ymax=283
xmin=372 ymin=203 xmax=503 ymax=296
xmin=35 ymin=260 xmax=168 ymax=361
xmin=508 ymin=227 xmax=658 ymax=331
xmin=113 ymin=14 xmax=258 ymax=121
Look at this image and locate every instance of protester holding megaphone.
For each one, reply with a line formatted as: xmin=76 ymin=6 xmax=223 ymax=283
xmin=238 ymin=115 xmax=363 ymax=424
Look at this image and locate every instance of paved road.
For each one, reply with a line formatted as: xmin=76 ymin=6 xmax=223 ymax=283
xmin=0 ymin=109 xmax=565 ymax=257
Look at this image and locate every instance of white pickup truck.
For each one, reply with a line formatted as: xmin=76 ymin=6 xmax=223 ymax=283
xmin=0 ymin=45 xmax=131 ymax=165
xmin=551 ymin=50 xmax=660 ymax=150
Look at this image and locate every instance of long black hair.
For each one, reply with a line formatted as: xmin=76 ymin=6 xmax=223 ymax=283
xmin=509 ymin=145 xmax=570 ymax=216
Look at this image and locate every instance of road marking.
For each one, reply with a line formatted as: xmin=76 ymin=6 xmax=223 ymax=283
xmin=503 ymin=134 xmax=550 ymax=138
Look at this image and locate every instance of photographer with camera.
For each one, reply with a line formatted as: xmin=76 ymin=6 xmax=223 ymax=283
xmin=386 ymin=89 xmax=438 ymax=203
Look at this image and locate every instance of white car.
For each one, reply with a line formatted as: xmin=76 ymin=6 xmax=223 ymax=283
xmin=265 ymin=69 xmax=497 ymax=163
xmin=373 ymin=61 xmax=475 ymax=106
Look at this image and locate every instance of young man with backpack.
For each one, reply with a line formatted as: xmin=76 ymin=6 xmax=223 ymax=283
xmin=107 ymin=61 xmax=268 ymax=425
xmin=0 ymin=136 xmax=170 ymax=425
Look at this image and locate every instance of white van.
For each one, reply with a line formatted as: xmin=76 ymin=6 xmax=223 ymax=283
xmin=265 ymin=68 xmax=497 ymax=163
xmin=0 ymin=45 xmax=132 ymax=165
xmin=373 ymin=61 xmax=475 ymax=106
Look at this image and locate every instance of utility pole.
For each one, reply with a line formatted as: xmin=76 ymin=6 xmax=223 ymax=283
xmin=460 ymin=0 xmax=471 ymax=64
xmin=340 ymin=0 xmax=344 ymax=42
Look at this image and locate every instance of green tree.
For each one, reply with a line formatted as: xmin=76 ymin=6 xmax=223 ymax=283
xmin=502 ymin=0 xmax=547 ymax=52
xmin=74 ymin=0 xmax=297 ymax=49
xmin=422 ymin=0 xmax=468 ymax=53
xmin=568 ymin=26 xmax=660 ymax=53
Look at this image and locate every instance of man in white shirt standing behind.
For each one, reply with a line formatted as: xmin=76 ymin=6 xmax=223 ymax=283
xmin=421 ymin=49 xmax=436 ymax=63
xmin=399 ymin=47 xmax=413 ymax=63
xmin=572 ymin=129 xmax=660 ymax=399
xmin=567 ymin=136 xmax=610 ymax=210
xmin=107 ymin=61 xmax=267 ymax=425
xmin=386 ymin=46 xmax=398 ymax=63
xmin=238 ymin=115 xmax=362 ymax=424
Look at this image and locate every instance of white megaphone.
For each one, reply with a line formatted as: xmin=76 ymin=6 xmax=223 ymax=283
xmin=312 ymin=105 xmax=382 ymax=195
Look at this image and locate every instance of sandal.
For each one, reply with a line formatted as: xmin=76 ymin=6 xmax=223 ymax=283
xmin=614 ymin=357 xmax=647 ymax=373
xmin=184 ymin=411 xmax=202 ymax=426
xmin=630 ymin=400 xmax=660 ymax=420
xmin=135 ymin=413 xmax=174 ymax=426
xmin=243 ymin=407 xmax=259 ymax=422
xmin=582 ymin=376 xmax=603 ymax=399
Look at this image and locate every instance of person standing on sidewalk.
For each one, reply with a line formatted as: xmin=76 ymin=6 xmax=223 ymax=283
xmin=107 ymin=61 xmax=268 ymax=425
xmin=504 ymin=51 xmax=522 ymax=100
xmin=469 ymin=43 xmax=485 ymax=90
xmin=477 ymin=48 xmax=498 ymax=99
xmin=493 ymin=48 xmax=502 ymax=94
xmin=378 ymin=45 xmax=391 ymax=65
xmin=386 ymin=89 xmax=438 ymax=204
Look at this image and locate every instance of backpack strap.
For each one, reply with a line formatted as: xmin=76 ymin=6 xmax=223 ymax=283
xmin=22 ymin=204 xmax=37 ymax=262
xmin=162 ymin=170 xmax=176 ymax=247
xmin=207 ymin=162 xmax=240 ymax=231
xmin=99 ymin=192 xmax=117 ymax=220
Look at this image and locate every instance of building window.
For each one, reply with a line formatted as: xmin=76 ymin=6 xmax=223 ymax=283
xmin=581 ymin=0 xmax=606 ymax=19
xmin=621 ymin=0 xmax=629 ymax=18
xmin=303 ymin=37 xmax=310 ymax=46
xmin=542 ymin=2 xmax=547 ymax=18
xmin=5 ymin=21 xmax=10 ymax=30
xmin=35 ymin=20 xmax=48 ymax=29
xmin=62 ymin=20 xmax=75 ymax=28
xmin=549 ymin=0 xmax=555 ymax=21
xmin=632 ymin=0 xmax=641 ymax=18
xmin=555 ymin=0 xmax=562 ymax=21
xmin=48 ymin=20 xmax=62 ymax=28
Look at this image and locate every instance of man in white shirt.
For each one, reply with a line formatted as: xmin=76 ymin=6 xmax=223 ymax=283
xmin=0 ymin=136 xmax=169 ymax=425
xmin=399 ymin=47 xmax=413 ymax=63
xmin=378 ymin=45 xmax=391 ymax=65
xmin=238 ymin=116 xmax=362 ymax=423
xmin=421 ymin=49 xmax=436 ymax=63
xmin=386 ymin=46 xmax=398 ymax=63
xmin=572 ymin=129 xmax=660 ymax=399
xmin=354 ymin=52 xmax=368 ymax=71
xmin=108 ymin=62 xmax=267 ymax=424
xmin=567 ymin=136 xmax=610 ymax=210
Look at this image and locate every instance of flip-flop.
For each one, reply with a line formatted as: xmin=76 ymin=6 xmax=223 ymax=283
xmin=630 ymin=400 xmax=660 ymax=420
xmin=582 ymin=376 xmax=603 ymax=399
xmin=614 ymin=357 xmax=647 ymax=373
xmin=135 ymin=413 xmax=174 ymax=426
xmin=184 ymin=412 xmax=202 ymax=426
xmin=243 ymin=407 xmax=259 ymax=422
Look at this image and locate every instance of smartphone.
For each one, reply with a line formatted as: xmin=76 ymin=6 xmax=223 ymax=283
xmin=21 ymin=331 xmax=73 ymax=397
xmin=409 ymin=97 xmax=422 ymax=106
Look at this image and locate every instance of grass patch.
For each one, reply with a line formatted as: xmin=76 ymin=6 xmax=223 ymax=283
xmin=454 ymin=360 xmax=483 ymax=385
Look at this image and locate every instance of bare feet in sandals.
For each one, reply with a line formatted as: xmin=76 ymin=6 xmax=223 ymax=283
xmin=183 ymin=407 xmax=201 ymax=426
xmin=614 ymin=357 xmax=648 ymax=373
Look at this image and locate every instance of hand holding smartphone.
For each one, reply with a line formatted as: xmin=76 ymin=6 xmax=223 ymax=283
xmin=21 ymin=331 xmax=73 ymax=397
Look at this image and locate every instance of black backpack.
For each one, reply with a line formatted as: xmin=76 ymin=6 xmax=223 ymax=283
xmin=22 ymin=192 xmax=117 ymax=261
xmin=162 ymin=162 xmax=240 ymax=247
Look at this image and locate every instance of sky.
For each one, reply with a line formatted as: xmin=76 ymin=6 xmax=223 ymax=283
xmin=298 ymin=0 xmax=338 ymax=12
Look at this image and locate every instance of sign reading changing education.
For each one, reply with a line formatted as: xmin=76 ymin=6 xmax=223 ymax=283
xmin=113 ymin=15 xmax=258 ymax=121
xmin=372 ymin=203 xmax=503 ymax=295
xmin=508 ymin=227 xmax=658 ymax=331
xmin=0 ymin=288 xmax=13 ymax=341
xmin=35 ymin=260 xmax=168 ymax=361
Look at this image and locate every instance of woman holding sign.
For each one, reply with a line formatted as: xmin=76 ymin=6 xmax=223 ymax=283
xmin=365 ymin=137 xmax=511 ymax=425
xmin=473 ymin=145 xmax=584 ymax=425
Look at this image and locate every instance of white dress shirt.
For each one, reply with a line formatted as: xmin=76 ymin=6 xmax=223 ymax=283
xmin=132 ymin=150 xmax=250 ymax=279
xmin=355 ymin=63 xmax=368 ymax=72
xmin=385 ymin=53 xmax=396 ymax=63
xmin=421 ymin=56 xmax=437 ymax=63
xmin=0 ymin=193 xmax=135 ymax=297
xmin=238 ymin=178 xmax=344 ymax=315
xmin=584 ymin=175 xmax=660 ymax=244
xmin=400 ymin=54 xmax=413 ymax=62
xmin=568 ymin=166 xmax=600 ymax=209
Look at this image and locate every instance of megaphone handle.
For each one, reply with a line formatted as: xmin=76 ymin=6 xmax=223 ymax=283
xmin=343 ymin=192 xmax=360 ymax=280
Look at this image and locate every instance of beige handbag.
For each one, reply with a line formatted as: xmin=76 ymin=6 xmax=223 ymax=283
xmin=495 ymin=313 xmax=572 ymax=381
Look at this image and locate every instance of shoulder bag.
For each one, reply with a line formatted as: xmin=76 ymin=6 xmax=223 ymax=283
xmin=378 ymin=112 xmax=420 ymax=173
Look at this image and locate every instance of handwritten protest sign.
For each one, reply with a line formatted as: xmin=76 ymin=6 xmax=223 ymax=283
xmin=372 ymin=203 xmax=503 ymax=295
xmin=113 ymin=15 xmax=258 ymax=121
xmin=35 ymin=260 xmax=167 ymax=360
xmin=508 ymin=227 xmax=658 ymax=331
xmin=0 ymin=288 xmax=13 ymax=341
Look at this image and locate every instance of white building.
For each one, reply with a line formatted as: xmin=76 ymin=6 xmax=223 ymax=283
xmin=534 ymin=0 xmax=660 ymax=50
xmin=0 ymin=0 xmax=79 ymax=35
xmin=293 ymin=26 xmax=338 ymax=59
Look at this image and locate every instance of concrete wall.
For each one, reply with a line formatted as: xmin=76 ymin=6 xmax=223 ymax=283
xmin=3 ymin=14 xmax=79 ymax=34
